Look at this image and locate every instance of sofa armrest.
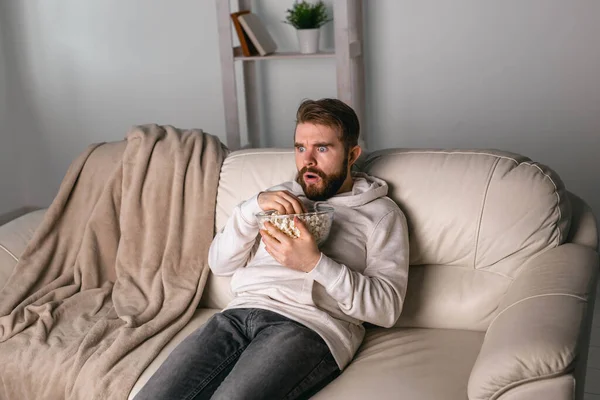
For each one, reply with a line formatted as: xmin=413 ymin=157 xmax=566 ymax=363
xmin=468 ymin=243 xmax=599 ymax=400
xmin=0 ymin=209 xmax=47 ymax=289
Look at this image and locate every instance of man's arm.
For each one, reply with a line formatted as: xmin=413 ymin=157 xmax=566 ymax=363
xmin=208 ymin=195 xmax=263 ymax=276
xmin=261 ymin=206 xmax=409 ymax=328
xmin=209 ymin=189 xmax=307 ymax=276
xmin=308 ymin=209 xmax=409 ymax=327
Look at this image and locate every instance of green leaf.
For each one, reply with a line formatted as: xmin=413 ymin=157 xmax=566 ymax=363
xmin=283 ymin=0 xmax=332 ymax=29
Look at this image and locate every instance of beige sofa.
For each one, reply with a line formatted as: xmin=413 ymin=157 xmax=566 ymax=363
xmin=0 ymin=147 xmax=598 ymax=400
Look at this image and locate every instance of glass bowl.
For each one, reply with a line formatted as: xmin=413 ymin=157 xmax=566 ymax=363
xmin=256 ymin=205 xmax=334 ymax=246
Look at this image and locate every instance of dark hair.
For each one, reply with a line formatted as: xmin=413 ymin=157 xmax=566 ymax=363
xmin=295 ymin=98 xmax=360 ymax=151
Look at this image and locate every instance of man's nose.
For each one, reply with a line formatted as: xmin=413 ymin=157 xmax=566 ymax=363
xmin=302 ymin=151 xmax=316 ymax=166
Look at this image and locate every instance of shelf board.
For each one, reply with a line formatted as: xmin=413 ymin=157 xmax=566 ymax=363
xmin=233 ymin=48 xmax=335 ymax=61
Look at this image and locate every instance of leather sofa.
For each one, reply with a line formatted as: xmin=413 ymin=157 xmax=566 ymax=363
xmin=1 ymin=147 xmax=598 ymax=400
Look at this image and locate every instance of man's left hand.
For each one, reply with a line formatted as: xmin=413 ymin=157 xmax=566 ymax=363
xmin=260 ymin=217 xmax=321 ymax=273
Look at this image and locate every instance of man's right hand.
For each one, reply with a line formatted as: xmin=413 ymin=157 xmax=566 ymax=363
xmin=257 ymin=191 xmax=306 ymax=215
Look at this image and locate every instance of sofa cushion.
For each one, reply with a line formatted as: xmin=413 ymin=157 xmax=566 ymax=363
xmin=362 ymin=149 xmax=571 ymax=329
xmin=130 ymin=319 xmax=483 ymax=400
xmin=214 ymin=148 xmax=297 ymax=232
xmin=362 ymin=149 xmax=570 ymax=276
xmin=312 ymin=327 xmax=484 ymax=400
xmin=395 ymin=264 xmax=511 ymax=330
xmin=200 ymin=149 xmax=297 ymax=308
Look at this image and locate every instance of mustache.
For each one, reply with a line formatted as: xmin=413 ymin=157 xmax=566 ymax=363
xmin=298 ymin=166 xmax=326 ymax=179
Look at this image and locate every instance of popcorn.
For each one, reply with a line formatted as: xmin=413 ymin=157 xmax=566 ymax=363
xmin=257 ymin=207 xmax=334 ymax=245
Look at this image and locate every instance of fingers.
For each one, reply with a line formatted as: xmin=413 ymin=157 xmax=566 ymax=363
xmin=293 ymin=216 xmax=308 ymax=233
xmin=273 ymin=191 xmax=305 ymax=214
xmin=261 ymin=235 xmax=283 ymax=263
xmin=260 ymin=229 xmax=277 ymax=246
xmin=261 ymin=222 xmax=288 ymax=243
xmin=260 ymin=228 xmax=285 ymax=263
xmin=282 ymin=191 xmax=306 ymax=214
xmin=273 ymin=199 xmax=296 ymax=215
xmin=258 ymin=191 xmax=306 ymax=215
xmin=269 ymin=201 xmax=287 ymax=215
xmin=293 ymin=216 xmax=312 ymax=240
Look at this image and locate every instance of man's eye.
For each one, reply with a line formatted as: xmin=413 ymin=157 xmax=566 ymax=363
xmin=297 ymin=147 xmax=305 ymax=152
xmin=317 ymin=146 xmax=327 ymax=152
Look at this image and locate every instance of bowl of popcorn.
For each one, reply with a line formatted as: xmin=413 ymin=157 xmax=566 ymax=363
xmin=256 ymin=205 xmax=334 ymax=246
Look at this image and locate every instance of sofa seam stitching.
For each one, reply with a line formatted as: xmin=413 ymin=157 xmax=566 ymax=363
xmin=0 ymin=244 xmax=18 ymax=262
xmin=226 ymin=150 xmax=294 ymax=161
xmin=521 ymin=161 xmax=563 ymax=246
xmin=364 ymin=151 xmax=524 ymax=166
xmin=485 ymin=293 xmax=586 ymax=340
xmin=488 ymin=370 xmax=575 ymax=400
xmin=468 ymin=160 xmax=563 ymax=276
xmin=473 ymin=158 xmax=501 ymax=269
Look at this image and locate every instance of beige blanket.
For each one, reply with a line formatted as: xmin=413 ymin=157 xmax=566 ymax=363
xmin=0 ymin=125 xmax=227 ymax=399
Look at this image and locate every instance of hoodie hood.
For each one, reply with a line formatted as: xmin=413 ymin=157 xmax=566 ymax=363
xmin=291 ymin=172 xmax=388 ymax=208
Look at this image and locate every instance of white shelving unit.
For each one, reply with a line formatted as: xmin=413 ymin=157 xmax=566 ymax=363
xmin=216 ymin=0 xmax=365 ymax=150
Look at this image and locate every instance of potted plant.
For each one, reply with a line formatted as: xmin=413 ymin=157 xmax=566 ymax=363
xmin=284 ymin=0 xmax=332 ymax=54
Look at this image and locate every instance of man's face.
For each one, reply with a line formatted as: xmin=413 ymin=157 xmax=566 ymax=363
xmin=294 ymin=123 xmax=351 ymax=201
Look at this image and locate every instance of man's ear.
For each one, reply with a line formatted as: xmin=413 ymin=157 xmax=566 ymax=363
xmin=348 ymin=146 xmax=362 ymax=167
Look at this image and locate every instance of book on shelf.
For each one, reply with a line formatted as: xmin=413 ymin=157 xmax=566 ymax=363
xmin=230 ymin=10 xmax=258 ymax=57
xmin=237 ymin=13 xmax=277 ymax=56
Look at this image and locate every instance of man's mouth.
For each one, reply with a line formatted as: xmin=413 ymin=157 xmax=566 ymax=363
xmin=304 ymin=172 xmax=321 ymax=184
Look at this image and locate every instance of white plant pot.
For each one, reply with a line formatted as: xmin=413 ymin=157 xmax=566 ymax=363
xmin=297 ymin=28 xmax=320 ymax=54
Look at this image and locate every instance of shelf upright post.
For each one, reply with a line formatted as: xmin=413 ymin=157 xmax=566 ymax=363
xmin=239 ymin=0 xmax=262 ymax=148
xmin=217 ymin=0 xmax=366 ymax=149
xmin=334 ymin=0 xmax=366 ymax=148
xmin=216 ymin=0 xmax=241 ymax=150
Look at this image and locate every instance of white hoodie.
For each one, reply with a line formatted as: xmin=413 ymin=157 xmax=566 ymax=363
xmin=208 ymin=172 xmax=409 ymax=369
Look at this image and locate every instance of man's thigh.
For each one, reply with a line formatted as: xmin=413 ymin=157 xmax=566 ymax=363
xmin=211 ymin=310 xmax=340 ymax=400
xmin=135 ymin=310 xmax=250 ymax=400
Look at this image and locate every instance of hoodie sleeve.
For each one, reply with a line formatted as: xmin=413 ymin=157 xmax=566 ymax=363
xmin=308 ymin=209 xmax=409 ymax=327
xmin=208 ymin=194 xmax=263 ymax=276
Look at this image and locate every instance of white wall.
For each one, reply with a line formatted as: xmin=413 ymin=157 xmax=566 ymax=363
xmin=1 ymin=0 xmax=599 ymax=221
xmin=242 ymin=0 xmax=338 ymax=147
xmin=0 ymin=14 xmax=21 ymax=216
xmin=0 ymin=1 xmax=51 ymax=214
xmin=365 ymin=1 xmax=600 ymax=219
xmin=0 ymin=0 xmax=227 ymax=207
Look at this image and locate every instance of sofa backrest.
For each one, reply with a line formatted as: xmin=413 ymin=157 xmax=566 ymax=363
xmin=200 ymin=148 xmax=571 ymax=331
xmin=363 ymin=149 xmax=570 ymax=274
xmin=362 ymin=149 xmax=570 ymax=330
xmin=199 ymin=149 xmax=299 ymax=310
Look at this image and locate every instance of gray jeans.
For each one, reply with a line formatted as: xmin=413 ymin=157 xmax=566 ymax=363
xmin=135 ymin=308 xmax=341 ymax=400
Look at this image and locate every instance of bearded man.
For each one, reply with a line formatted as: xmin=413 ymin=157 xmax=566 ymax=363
xmin=136 ymin=98 xmax=409 ymax=400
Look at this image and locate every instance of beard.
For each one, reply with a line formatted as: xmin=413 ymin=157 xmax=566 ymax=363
xmin=296 ymin=156 xmax=349 ymax=201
